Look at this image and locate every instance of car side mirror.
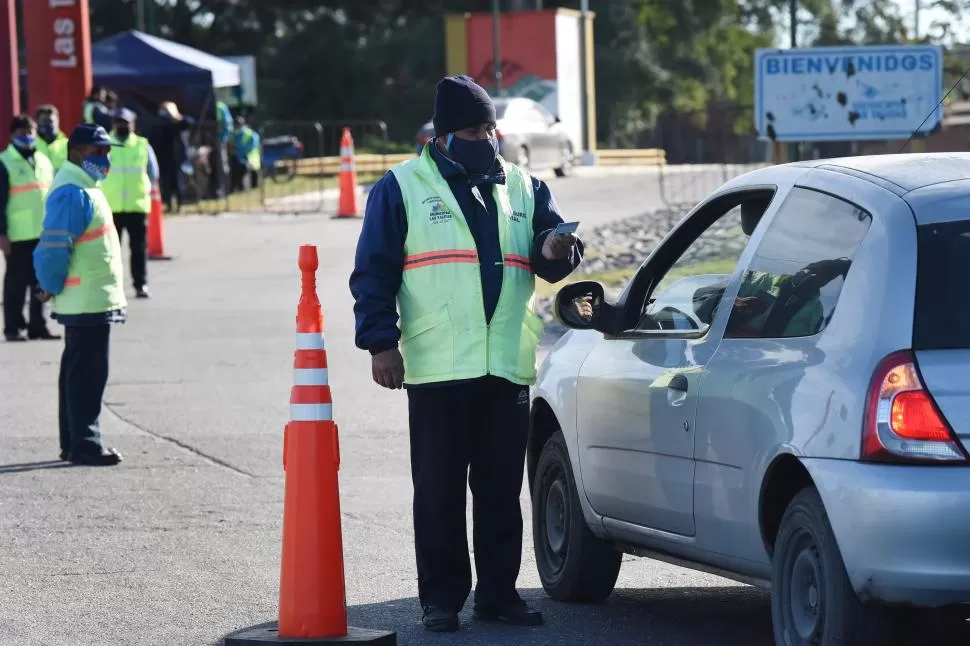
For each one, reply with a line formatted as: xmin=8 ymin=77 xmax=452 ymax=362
xmin=554 ymin=280 xmax=618 ymax=333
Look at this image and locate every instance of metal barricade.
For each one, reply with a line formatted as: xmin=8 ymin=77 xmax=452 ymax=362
xmin=654 ymin=105 xmax=771 ymax=209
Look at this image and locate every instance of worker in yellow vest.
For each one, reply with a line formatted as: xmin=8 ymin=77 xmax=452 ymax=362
xmin=33 ymin=123 xmax=126 ymax=466
xmin=35 ymin=105 xmax=69 ymax=171
xmin=100 ymin=108 xmax=159 ymax=299
xmin=350 ymin=76 xmax=585 ymax=633
xmin=1 ymin=114 xmax=58 ymax=342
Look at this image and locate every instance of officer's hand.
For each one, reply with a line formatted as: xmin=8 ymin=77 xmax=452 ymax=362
xmin=372 ymin=348 xmax=405 ymax=389
xmin=0 ymin=235 xmax=10 ymax=257
xmin=36 ymin=289 xmax=52 ymax=303
xmin=542 ymin=232 xmax=577 ymax=261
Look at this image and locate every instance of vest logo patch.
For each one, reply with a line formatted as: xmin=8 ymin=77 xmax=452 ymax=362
xmin=422 ymin=196 xmax=454 ymax=224
xmin=510 ymin=210 xmax=526 ymax=223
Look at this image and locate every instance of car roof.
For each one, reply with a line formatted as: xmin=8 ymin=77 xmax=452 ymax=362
xmin=785 ymin=152 xmax=970 ymax=193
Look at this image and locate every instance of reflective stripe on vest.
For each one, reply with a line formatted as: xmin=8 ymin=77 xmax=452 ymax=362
xmin=100 ymin=134 xmax=151 ymax=214
xmin=49 ymin=162 xmax=127 ymax=316
xmin=0 ymin=145 xmax=54 ymax=242
xmin=390 ymin=145 xmax=542 ymax=386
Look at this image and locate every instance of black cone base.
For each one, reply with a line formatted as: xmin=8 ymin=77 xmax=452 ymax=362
xmin=224 ymin=622 xmax=396 ymax=645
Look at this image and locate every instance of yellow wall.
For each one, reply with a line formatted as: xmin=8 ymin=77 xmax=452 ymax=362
xmin=444 ymin=14 xmax=469 ymax=76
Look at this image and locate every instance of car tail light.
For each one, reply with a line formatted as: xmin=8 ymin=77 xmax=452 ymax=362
xmin=862 ymin=350 xmax=967 ymax=463
xmin=495 ymin=129 xmax=505 ymax=141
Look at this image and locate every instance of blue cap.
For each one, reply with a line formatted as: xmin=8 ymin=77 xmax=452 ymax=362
xmin=115 ymin=107 xmax=136 ymax=123
xmin=67 ymin=123 xmax=120 ymax=149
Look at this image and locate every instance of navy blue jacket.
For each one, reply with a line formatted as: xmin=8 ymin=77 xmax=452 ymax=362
xmin=350 ymin=140 xmax=583 ymax=359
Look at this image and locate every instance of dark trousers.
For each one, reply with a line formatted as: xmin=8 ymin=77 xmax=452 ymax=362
xmin=407 ymin=376 xmax=531 ymax=613
xmin=2 ymin=239 xmax=47 ymax=336
xmin=58 ymin=324 xmax=111 ymax=457
xmin=159 ymin=166 xmax=182 ymax=214
xmin=113 ymin=212 xmax=147 ymax=289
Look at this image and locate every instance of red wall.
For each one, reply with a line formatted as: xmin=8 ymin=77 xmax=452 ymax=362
xmin=465 ymin=10 xmax=558 ymax=93
xmin=23 ymin=0 xmax=92 ymax=133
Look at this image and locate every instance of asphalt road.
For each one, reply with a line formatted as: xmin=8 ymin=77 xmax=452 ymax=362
xmin=1 ymin=166 xmax=962 ymax=646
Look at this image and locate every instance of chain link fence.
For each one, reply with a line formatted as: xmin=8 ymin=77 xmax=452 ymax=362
xmin=174 ymin=119 xmax=397 ymax=216
xmin=649 ymin=104 xmax=772 ymax=209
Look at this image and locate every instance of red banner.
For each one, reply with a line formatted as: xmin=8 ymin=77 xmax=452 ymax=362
xmin=23 ymin=0 xmax=92 ymax=133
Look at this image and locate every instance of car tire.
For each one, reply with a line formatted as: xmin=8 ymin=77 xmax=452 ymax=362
xmin=554 ymin=143 xmax=573 ymax=177
xmin=532 ymin=430 xmax=622 ymax=603
xmin=771 ymin=488 xmax=897 ymax=646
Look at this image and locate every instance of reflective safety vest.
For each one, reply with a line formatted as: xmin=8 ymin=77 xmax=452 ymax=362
xmin=390 ymin=144 xmax=542 ymax=386
xmin=101 ymin=133 xmax=151 ymax=214
xmin=49 ymin=162 xmax=127 ymax=316
xmin=0 ymin=145 xmax=54 ymax=242
xmin=236 ymin=127 xmax=262 ymax=171
xmin=82 ymin=101 xmax=96 ymax=124
xmin=36 ymin=133 xmax=69 ymax=171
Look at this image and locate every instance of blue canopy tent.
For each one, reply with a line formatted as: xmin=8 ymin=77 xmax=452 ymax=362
xmin=92 ymin=30 xmax=240 ymax=126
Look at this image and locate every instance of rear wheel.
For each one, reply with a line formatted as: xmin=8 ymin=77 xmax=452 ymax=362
xmin=771 ymin=488 xmax=896 ymax=646
xmin=532 ymin=431 xmax=621 ymax=602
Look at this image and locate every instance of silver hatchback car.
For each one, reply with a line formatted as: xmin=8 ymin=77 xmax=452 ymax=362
xmin=530 ymin=153 xmax=970 ymax=645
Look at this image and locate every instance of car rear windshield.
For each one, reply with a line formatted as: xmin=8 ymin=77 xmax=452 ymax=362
xmin=914 ymin=220 xmax=970 ymax=349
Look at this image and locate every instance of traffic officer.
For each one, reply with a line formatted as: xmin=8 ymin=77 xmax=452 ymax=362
xmin=35 ymin=105 xmax=69 ymax=171
xmin=33 ymin=123 xmax=126 ymax=467
xmin=101 ymin=108 xmax=159 ymax=299
xmin=81 ymin=86 xmax=113 ymax=131
xmin=350 ymin=75 xmax=584 ymax=633
xmin=1 ymin=114 xmax=58 ymax=341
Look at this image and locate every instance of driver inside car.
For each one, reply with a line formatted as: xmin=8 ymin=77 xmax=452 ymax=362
xmin=691 ymin=197 xmax=852 ymax=337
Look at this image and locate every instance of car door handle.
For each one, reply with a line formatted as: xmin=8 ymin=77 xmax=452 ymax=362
xmin=668 ymin=374 xmax=689 ymax=393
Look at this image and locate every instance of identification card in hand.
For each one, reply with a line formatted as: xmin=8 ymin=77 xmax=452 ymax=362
xmin=553 ymin=221 xmax=580 ymax=236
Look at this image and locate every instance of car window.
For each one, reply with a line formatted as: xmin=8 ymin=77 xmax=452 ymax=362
xmin=723 ymin=187 xmax=872 ymax=340
xmin=494 ymin=101 xmax=510 ymax=119
xmin=913 ymin=219 xmax=970 ymax=349
xmin=635 ymin=204 xmax=748 ymax=333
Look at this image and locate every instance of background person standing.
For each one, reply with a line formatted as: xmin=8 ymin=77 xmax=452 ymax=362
xmin=350 ymin=75 xmax=584 ymax=633
xmin=101 ymin=109 xmax=159 ymax=299
xmin=33 ymin=124 xmax=126 ymax=467
xmin=35 ymin=105 xmax=69 ymax=171
xmin=0 ymin=114 xmax=58 ymax=342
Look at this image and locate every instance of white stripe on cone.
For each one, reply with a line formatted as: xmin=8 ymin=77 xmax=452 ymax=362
xmin=293 ymin=368 xmax=329 ymax=386
xmin=295 ymin=332 xmax=325 ymax=350
xmin=290 ymin=403 xmax=333 ymax=422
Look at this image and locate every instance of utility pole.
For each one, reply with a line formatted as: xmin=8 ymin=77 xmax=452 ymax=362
xmin=914 ymin=0 xmax=920 ymax=40
xmin=135 ymin=0 xmax=146 ymax=32
xmin=788 ymin=0 xmax=798 ymax=162
xmin=579 ymin=0 xmax=593 ymax=164
xmin=491 ymin=0 xmax=503 ymax=96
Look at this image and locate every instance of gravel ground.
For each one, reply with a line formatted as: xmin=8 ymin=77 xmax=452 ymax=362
xmin=537 ymin=205 xmax=746 ymax=328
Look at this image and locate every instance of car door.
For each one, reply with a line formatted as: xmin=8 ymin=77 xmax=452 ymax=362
xmin=576 ymin=188 xmax=777 ymax=537
xmin=690 ymin=179 xmax=880 ymax=564
xmin=531 ymin=102 xmax=561 ymax=167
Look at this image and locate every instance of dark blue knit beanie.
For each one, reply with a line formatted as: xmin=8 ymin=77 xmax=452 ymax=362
xmin=432 ymin=75 xmax=497 ymax=136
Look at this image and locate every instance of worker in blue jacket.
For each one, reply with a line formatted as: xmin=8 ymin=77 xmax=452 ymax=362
xmin=350 ymin=76 xmax=584 ymax=633
xmin=34 ymin=124 xmax=126 ymax=467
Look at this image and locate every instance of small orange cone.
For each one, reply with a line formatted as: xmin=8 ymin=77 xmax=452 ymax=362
xmin=147 ymin=181 xmax=172 ymax=261
xmin=335 ymin=128 xmax=361 ymax=218
xmin=222 ymin=245 xmax=396 ymax=646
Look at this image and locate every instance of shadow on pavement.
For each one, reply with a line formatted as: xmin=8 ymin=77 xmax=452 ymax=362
xmin=221 ymin=587 xmax=970 ymax=646
xmin=343 ymin=586 xmax=774 ymax=646
xmin=0 ymin=460 xmax=72 ymax=474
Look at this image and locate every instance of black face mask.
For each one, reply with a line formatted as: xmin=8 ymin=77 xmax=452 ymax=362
xmin=116 ymin=127 xmax=131 ymax=140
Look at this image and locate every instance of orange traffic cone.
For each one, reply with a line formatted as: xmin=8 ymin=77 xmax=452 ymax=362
xmin=335 ymin=128 xmax=361 ymax=219
xmin=222 ymin=245 xmax=395 ymax=646
xmin=147 ymin=181 xmax=172 ymax=261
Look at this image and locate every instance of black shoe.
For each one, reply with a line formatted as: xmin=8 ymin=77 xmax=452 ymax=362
xmin=28 ymin=328 xmax=61 ymax=340
xmin=5 ymin=331 xmax=26 ymax=342
xmin=59 ymin=450 xmax=68 ymax=461
xmin=135 ymin=286 xmax=150 ymax=299
xmin=473 ymin=600 xmax=543 ymax=627
xmin=422 ymin=604 xmax=459 ymax=633
xmin=67 ymin=447 xmax=123 ymax=466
